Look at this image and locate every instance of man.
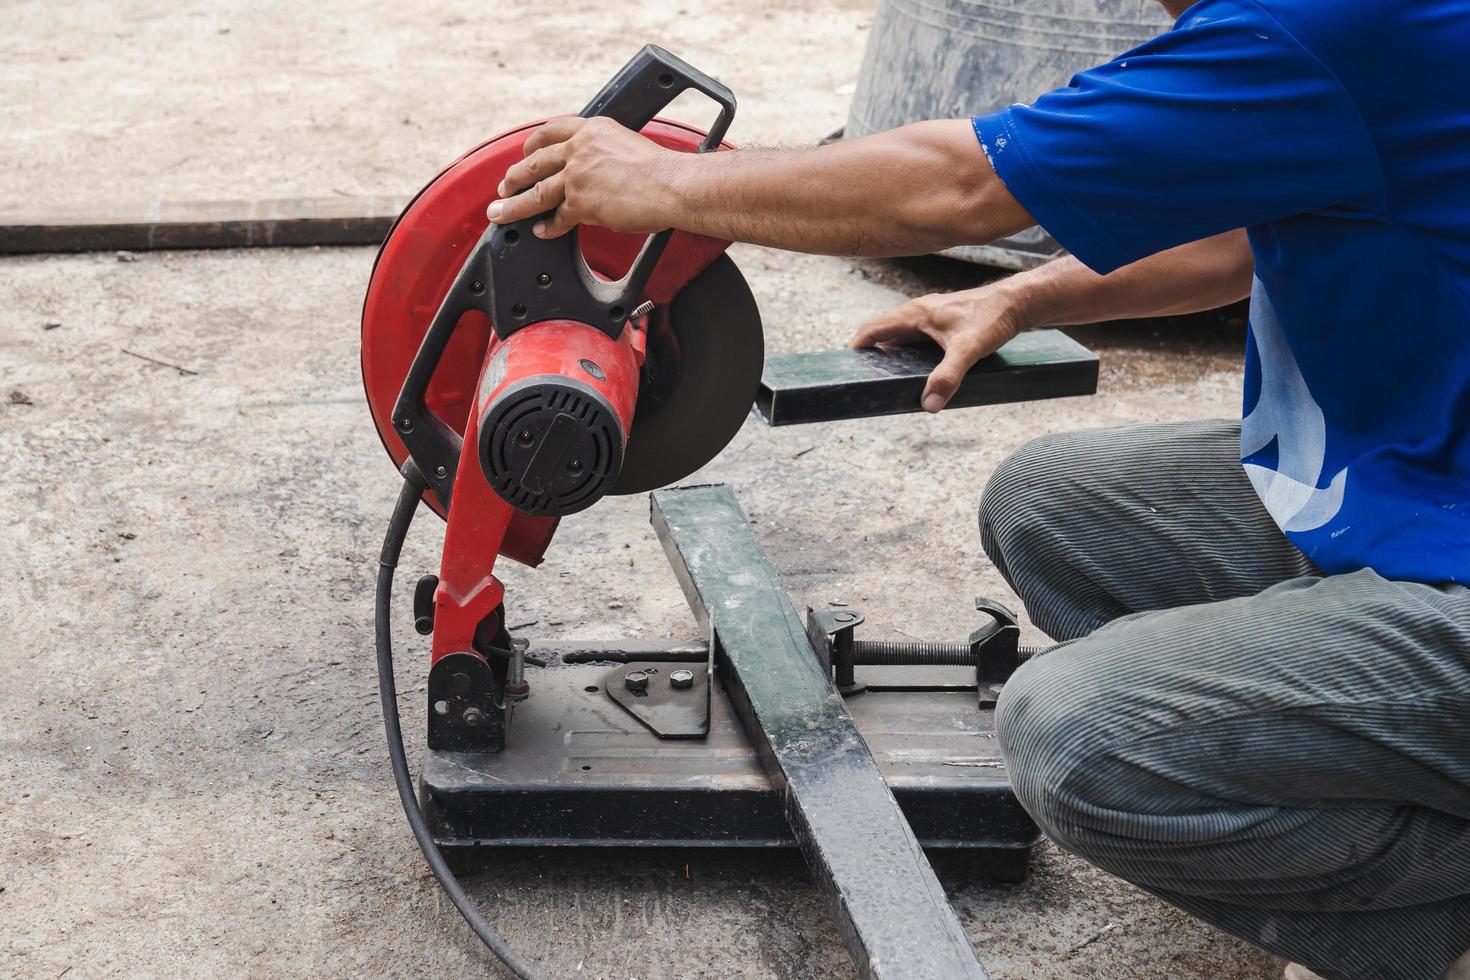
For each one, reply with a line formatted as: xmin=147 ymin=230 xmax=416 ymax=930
xmin=487 ymin=0 xmax=1470 ymax=976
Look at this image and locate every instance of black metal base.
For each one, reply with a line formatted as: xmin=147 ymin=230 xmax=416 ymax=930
xmin=420 ymin=662 xmax=1038 ymax=875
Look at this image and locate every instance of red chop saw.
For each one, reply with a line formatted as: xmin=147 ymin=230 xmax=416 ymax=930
xmin=363 ymin=47 xmax=760 ymax=702
xmin=363 ymin=45 xmax=1099 ymax=980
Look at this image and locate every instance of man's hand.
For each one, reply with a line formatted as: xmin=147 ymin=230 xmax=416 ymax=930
xmin=850 ymin=285 xmax=1024 ymax=413
xmin=488 ymin=116 xmax=683 ymax=238
xmin=850 ymin=229 xmax=1256 ymax=414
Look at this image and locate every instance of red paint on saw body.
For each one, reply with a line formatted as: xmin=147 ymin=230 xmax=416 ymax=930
xmin=361 ymin=117 xmax=734 ymax=667
xmin=434 ymin=317 xmax=646 ymax=662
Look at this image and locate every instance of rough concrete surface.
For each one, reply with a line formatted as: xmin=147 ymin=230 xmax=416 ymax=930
xmin=1 ymin=2 xmax=1280 ymax=979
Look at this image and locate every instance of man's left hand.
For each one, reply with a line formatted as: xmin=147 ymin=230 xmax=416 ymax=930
xmin=850 ymin=286 xmax=1024 ymax=413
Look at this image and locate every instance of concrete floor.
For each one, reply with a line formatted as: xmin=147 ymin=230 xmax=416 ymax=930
xmin=2 ymin=2 xmax=1280 ymax=978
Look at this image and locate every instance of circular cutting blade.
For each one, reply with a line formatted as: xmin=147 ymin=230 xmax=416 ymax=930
xmin=611 ymin=254 xmax=764 ymax=494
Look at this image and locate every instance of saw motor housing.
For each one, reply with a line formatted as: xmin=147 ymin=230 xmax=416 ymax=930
xmin=475 ymin=317 xmax=643 ymax=516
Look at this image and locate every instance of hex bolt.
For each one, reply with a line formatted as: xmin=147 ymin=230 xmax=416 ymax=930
xmin=624 ymin=670 xmax=650 ymax=693
xmin=669 ymin=669 xmax=694 ymax=690
xmin=434 ymin=464 xmax=448 ymax=478
xmin=536 ymin=273 xmax=552 ymax=286
xmin=462 ymin=707 xmax=485 ymax=728
xmin=507 ymin=640 xmax=528 ymax=703
xmin=833 ymin=612 xmax=856 ymax=623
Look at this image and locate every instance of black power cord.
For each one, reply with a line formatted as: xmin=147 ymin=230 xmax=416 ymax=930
xmin=375 ymin=464 xmax=541 ymax=979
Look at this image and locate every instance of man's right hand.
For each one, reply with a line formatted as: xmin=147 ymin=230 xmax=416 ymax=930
xmin=849 ymin=284 xmax=1024 ymax=413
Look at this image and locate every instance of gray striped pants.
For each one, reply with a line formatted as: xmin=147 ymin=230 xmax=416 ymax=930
xmin=982 ymin=420 xmax=1470 ymax=980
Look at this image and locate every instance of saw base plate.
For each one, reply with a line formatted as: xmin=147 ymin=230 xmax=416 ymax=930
xmin=419 ymin=662 xmax=1038 ymax=870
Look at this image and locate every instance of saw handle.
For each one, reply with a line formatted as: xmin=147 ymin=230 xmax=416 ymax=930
xmin=580 ymin=43 xmax=736 ymax=152
xmin=484 ymin=45 xmax=735 ymax=343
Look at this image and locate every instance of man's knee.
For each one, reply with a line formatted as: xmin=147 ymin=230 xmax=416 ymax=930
xmin=979 ymin=430 xmax=1089 ymax=571
xmin=995 ymin=640 xmax=1152 ymax=855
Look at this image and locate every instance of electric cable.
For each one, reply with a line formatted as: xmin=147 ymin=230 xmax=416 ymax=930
xmin=375 ymin=463 xmax=541 ymax=980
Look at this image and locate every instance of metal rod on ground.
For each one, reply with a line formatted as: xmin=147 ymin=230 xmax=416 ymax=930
xmin=547 ymin=640 xmax=1042 ymax=668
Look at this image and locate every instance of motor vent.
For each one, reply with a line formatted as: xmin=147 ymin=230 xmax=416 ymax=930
xmin=480 ymin=377 xmax=625 ymax=517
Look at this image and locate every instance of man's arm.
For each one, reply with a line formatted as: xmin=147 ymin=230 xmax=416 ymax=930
xmin=488 ymin=117 xmax=1035 ymax=257
xmin=850 ymin=230 xmax=1253 ymax=412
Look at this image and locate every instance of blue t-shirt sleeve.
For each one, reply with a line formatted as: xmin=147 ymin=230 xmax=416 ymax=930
xmin=972 ymin=0 xmax=1382 ymax=274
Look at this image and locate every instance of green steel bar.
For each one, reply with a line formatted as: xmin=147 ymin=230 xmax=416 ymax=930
xmin=650 ymin=484 xmax=988 ymax=980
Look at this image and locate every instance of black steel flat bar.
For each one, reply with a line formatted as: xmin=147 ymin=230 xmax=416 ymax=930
xmin=650 ymin=485 xmax=988 ymax=980
xmin=0 ymin=195 xmax=407 ymax=254
xmin=754 ymin=328 xmax=1097 ymax=426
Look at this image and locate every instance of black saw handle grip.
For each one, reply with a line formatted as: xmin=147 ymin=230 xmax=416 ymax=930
xmin=483 ymin=45 xmax=736 ymax=342
xmin=580 ymin=44 xmax=736 ymax=151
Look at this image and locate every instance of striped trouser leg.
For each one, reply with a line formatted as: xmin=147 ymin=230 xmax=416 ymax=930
xmin=981 ymin=422 xmax=1470 ymax=979
xmin=979 ymin=419 xmax=1320 ymax=641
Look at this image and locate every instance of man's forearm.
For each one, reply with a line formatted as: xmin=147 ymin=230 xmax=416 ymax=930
xmin=998 ymin=229 xmax=1255 ymax=328
xmin=658 ymin=120 xmax=1035 ymax=256
xmin=490 ymin=115 xmax=1036 ymax=257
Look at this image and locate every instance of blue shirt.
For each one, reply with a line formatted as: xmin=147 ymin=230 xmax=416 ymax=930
xmin=973 ymin=0 xmax=1470 ymax=585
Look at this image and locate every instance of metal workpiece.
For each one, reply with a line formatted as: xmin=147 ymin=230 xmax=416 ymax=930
xmin=754 ymin=328 xmax=1098 ymax=426
xmin=650 ymin=484 xmax=989 ymax=980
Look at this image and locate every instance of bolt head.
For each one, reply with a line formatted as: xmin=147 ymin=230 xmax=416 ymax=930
xmin=669 ymin=669 xmax=694 ymax=690
xmin=834 ymin=612 xmax=856 ymax=623
xmin=461 ymin=706 xmax=485 ymax=728
xmin=624 ymin=670 xmax=650 ymax=693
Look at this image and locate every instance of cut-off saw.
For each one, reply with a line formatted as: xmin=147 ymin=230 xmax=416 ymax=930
xmin=362 ymin=45 xmax=1099 ymax=979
